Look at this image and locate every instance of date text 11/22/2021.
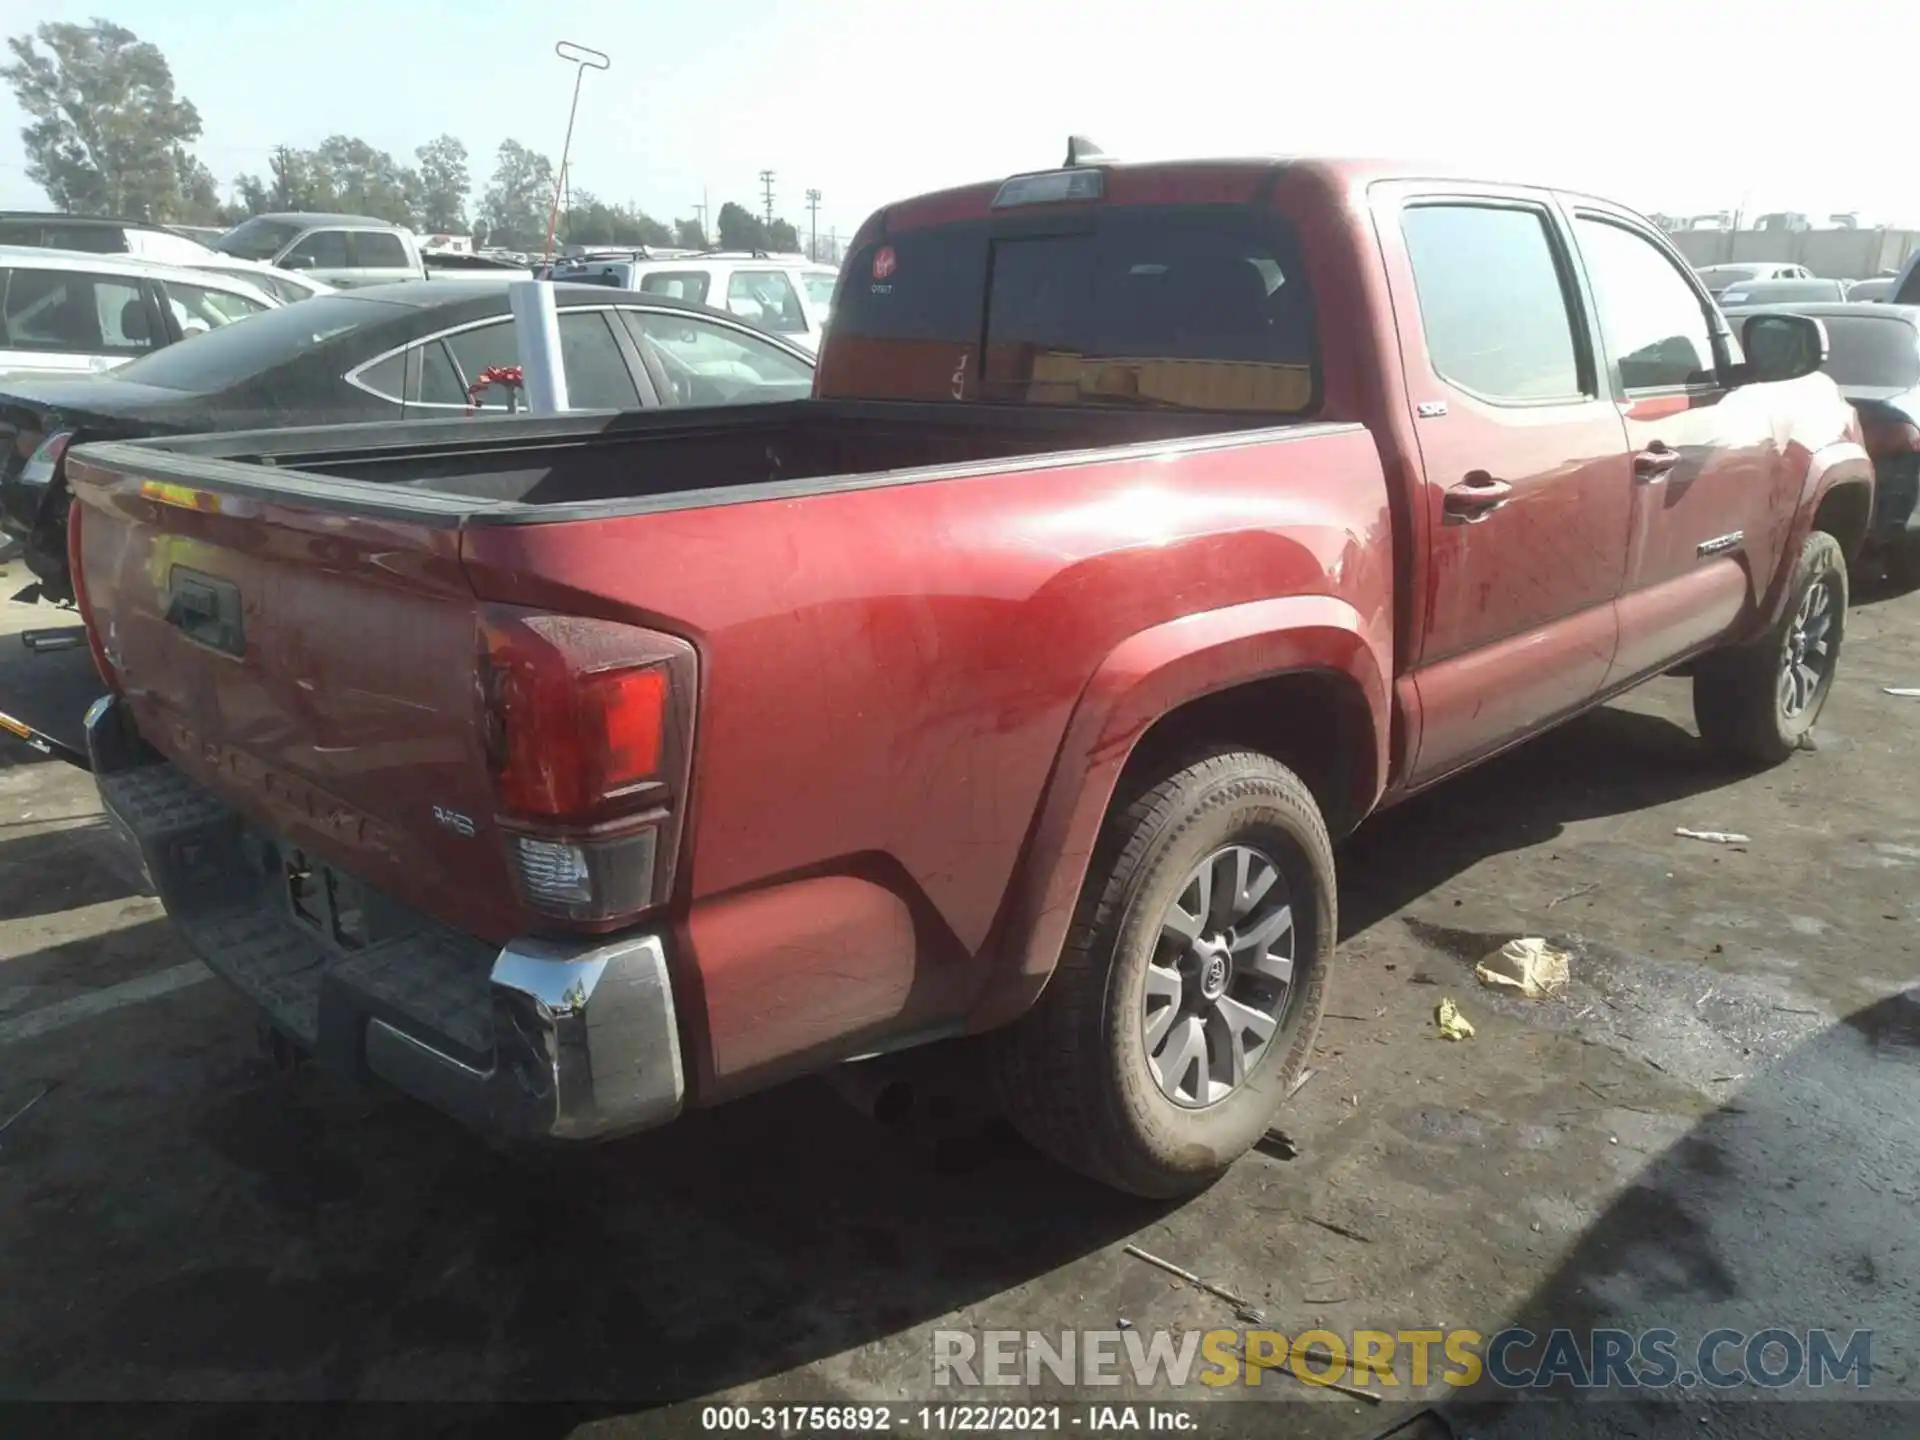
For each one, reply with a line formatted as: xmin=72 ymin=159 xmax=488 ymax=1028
xmin=700 ymin=1404 xmax=1200 ymax=1432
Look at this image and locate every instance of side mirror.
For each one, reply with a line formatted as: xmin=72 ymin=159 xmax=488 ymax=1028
xmin=1739 ymin=312 xmax=1827 ymax=384
xmin=282 ymin=253 xmax=314 ymax=271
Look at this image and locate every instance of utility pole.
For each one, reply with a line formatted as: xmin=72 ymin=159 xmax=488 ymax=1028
xmin=692 ymin=191 xmax=708 ymax=245
xmin=805 ymin=188 xmax=822 ymax=261
xmin=759 ymin=170 xmax=776 ymax=229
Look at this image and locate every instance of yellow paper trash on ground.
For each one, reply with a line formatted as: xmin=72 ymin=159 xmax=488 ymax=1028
xmin=1434 ymin=997 xmax=1476 ymax=1040
xmin=1475 ymin=937 xmax=1571 ymax=1000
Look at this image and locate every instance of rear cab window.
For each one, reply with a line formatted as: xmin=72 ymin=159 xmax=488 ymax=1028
xmin=819 ymin=200 xmax=1318 ymax=412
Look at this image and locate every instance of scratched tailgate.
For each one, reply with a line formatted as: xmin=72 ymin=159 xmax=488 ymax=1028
xmin=64 ymin=445 xmax=524 ymax=940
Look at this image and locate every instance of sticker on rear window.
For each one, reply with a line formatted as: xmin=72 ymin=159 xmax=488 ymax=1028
xmin=872 ymin=246 xmax=897 ymax=280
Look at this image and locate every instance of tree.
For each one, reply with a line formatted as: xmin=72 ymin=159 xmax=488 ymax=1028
xmin=265 ymin=144 xmax=328 ymax=211
xmin=229 ymin=173 xmax=272 ymax=219
xmin=556 ymin=194 xmax=675 ymax=251
xmin=2 ymin=19 xmax=204 ymax=219
xmin=312 ymin=134 xmax=418 ymax=223
xmin=716 ymin=200 xmax=764 ymax=252
xmin=766 ymin=218 xmax=800 ymax=254
xmin=673 ymin=217 xmax=707 ymax=250
xmin=172 ymin=150 xmax=224 ymax=225
xmin=480 ymin=139 xmax=556 ymax=250
xmin=414 ymin=134 xmax=470 ymax=233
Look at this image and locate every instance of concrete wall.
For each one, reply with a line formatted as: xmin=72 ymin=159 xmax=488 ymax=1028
xmin=1670 ymin=227 xmax=1920 ymax=280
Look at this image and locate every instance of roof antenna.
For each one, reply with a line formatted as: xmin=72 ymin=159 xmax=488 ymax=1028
xmin=1065 ymin=135 xmax=1110 ymax=167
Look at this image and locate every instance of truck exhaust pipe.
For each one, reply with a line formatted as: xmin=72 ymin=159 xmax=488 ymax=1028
xmin=824 ymin=1060 xmax=917 ymax=1126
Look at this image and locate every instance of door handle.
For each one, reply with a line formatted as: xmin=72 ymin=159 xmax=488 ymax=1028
xmin=1634 ymin=441 xmax=1681 ymax=480
xmin=1443 ymin=472 xmax=1514 ymax=523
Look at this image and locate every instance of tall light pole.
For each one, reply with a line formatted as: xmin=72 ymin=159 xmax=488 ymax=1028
xmin=542 ymin=40 xmax=610 ymax=265
xmin=805 ymin=188 xmax=822 ymax=261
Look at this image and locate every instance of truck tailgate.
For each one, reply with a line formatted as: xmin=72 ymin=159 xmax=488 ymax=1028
xmin=68 ymin=456 xmax=523 ymax=941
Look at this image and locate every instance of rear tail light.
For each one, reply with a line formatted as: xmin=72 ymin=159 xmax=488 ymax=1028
xmin=477 ymin=605 xmax=697 ymax=929
xmin=66 ymin=496 xmax=116 ymax=689
xmin=1860 ymin=412 xmax=1920 ymax=460
xmin=21 ymin=430 xmax=72 ymax=488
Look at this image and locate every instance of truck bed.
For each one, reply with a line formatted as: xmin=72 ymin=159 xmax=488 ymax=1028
xmin=78 ymin=400 xmax=1281 ymax=520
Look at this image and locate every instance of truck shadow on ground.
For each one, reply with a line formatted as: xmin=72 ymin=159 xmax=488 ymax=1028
xmin=1434 ymin=986 xmax=1919 ymax=1439
xmin=0 ymin=816 xmax=147 ymax=921
xmin=1338 ymin=703 xmax=1739 ymax=936
xmin=0 ymin=703 xmax=1796 ymax=1429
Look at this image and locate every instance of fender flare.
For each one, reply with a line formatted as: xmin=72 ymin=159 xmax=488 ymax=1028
xmin=965 ymin=593 xmax=1389 ymax=1032
xmin=1755 ymin=438 xmax=1874 ymax=634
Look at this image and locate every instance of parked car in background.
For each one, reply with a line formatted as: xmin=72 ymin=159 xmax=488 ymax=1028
xmin=1742 ymin=303 xmax=1920 ymax=583
xmin=1896 ymin=251 xmax=1920 ymax=306
xmin=421 ymin=251 xmax=531 ymax=282
xmin=68 ymin=151 xmax=1870 ymax=1199
xmin=1695 ymin=261 xmax=1814 ymax=296
xmin=552 ymin=250 xmax=840 ymax=353
xmin=1717 ymin=276 xmax=1850 ymax=311
xmin=1 ymin=278 xmax=813 ymax=603
xmin=1 ymin=246 xmax=278 ymax=381
xmin=172 ymin=254 xmax=335 ymax=306
xmin=164 ymin=224 xmax=228 ymax=247
xmin=212 ymin=213 xmax=427 ymax=289
xmin=0 ymin=211 xmax=218 ymax=265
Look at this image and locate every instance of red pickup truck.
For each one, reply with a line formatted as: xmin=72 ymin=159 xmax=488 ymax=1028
xmin=69 ymin=153 xmax=1872 ymax=1197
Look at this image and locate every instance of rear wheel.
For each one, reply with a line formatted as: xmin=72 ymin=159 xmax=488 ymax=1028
xmin=1693 ymin=530 xmax=1846 ymax=766
xmin=988 ymin=750 xmax=1335 ymax=1198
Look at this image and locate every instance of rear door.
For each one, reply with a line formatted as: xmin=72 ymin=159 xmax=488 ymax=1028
xmin=282 ymin=228 xmax=354 ymax=288
xmin=1371 ymin=186 xmax=1634 ymax=783
xmin=1566 ymin=206 xmax=1793 ymax=684
xmin=348 ymin=229 xmax=419 ymax=285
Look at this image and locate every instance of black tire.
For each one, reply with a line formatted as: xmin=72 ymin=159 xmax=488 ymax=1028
xmin=1693 ymin=530 xmax=1847 ymax=767
xmin=987 ymin=750 xmax=1335 ymax=1198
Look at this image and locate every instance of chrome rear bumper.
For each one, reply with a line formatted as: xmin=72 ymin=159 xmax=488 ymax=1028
xmin=86 ymin=694 xmax=685 ymax=1142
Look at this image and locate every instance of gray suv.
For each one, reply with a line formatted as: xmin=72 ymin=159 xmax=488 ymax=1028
xmin=213 ymin=213 xmax=425 ymax=289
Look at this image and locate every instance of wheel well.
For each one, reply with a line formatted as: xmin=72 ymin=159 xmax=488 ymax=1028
xmin=1118 ymin=670 xmax=1377 ymax=839
xmin=1814 ymin=481 xmax=1872 ymax=563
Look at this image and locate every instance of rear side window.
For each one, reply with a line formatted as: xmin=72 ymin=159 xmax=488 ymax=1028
xmin=42 ymin=224 xmax=125 ymax=254
xmin=351 ymin=231 xmax=409 ymax=268
xmin=639 ymin=270 xmax=711 ymax=305
xmin=828 ymin=204 xmax=1318 ymax=411
xmin=1400 ymin=204 xmax=1584 ymax=403
xmin=162 ymin=280 xmax=269 ymax=335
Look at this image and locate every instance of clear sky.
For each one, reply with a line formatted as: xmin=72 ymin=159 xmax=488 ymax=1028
xmin=2 ymin=0 xmax=1913 ymax=236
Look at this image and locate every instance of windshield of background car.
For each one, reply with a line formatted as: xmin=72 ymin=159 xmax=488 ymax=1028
xmin=1818 ymin=315 xmax=1920 ymax=390
xmin=214 ymin=217 xmax=301 ymax=261
xmin=821 ymin=203 xmax=1317 ymax=410
xmin=109 ymin=293 xmax=388 ymax=392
